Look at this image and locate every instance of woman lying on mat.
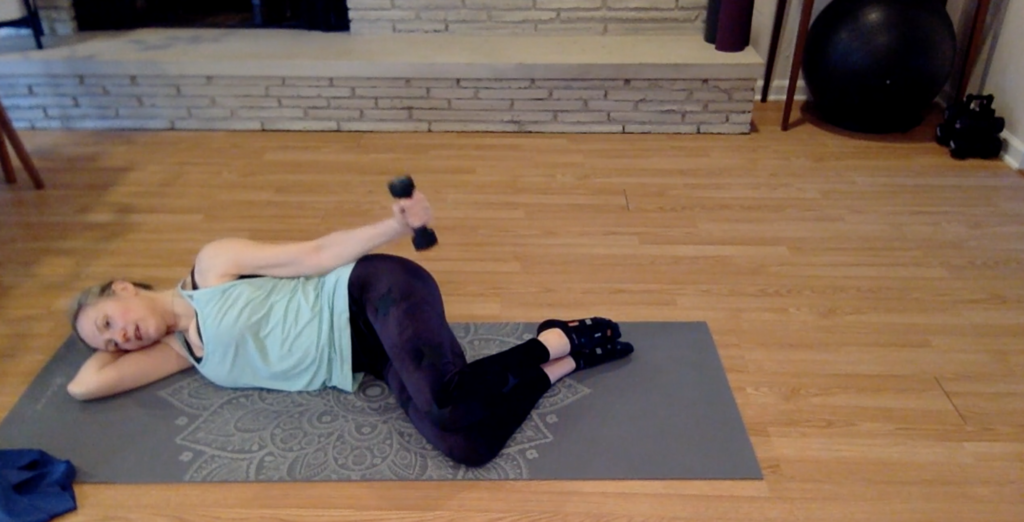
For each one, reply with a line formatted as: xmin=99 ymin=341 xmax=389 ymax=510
xmin=65 ymin=188 xmax=634 ymax=467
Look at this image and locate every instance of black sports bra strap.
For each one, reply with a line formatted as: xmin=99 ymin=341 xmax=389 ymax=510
xmin=182 ymin=266 xmax=204 ymax=362
xmin=180 ymin=334 xmax=203 ymax=363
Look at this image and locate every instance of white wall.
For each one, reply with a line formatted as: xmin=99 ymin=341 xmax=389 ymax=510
xmin=964 ymin=0 xmax=1023 ymax=169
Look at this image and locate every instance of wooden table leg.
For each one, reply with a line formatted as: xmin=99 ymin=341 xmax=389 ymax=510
xmin=0 ymin=130 xmax=16 ymax=184
xmin=761 ymin=0 xmax=789 ymax=103
xmin=0 ymin=101 xmax=44 ymax=190
xmin=782 ymin=0 xmax=816 ymax=130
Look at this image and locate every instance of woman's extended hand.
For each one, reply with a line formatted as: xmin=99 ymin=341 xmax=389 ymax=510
xmin=393 ymin=191 xmax=432 ymax=232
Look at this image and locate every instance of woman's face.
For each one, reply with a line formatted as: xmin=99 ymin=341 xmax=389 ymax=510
xmin=75 ymin=282 xmax=168 ymax=352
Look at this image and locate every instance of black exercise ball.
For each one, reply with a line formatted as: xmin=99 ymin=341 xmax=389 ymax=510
xmin=802 ymin=0 xmax=957 ymax=134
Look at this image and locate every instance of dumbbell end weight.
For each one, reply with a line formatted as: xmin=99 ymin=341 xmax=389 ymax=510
xmin=388 ymin=175 xmax=439 ymax=251
xmin=412 ymin=228 xmax=438 ymax=251
xmin=949 ymin=134 xmax=1003 ymax=160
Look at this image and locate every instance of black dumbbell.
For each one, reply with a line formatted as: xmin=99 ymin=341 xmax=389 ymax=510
xmin=944 ymin=94 xmax=996 ymax=124
xmin=943 ymin=94 xmax=979 ymax=122
xmin=388 ymin=175 xmax=438 ymax=251
xmin=949 ymin=134 xmax=1003 ymax=160
xmin=954 ymin=114 xmax=1005 ymax=136
xmin=936 ymin=122 xmax=955 ymax=146
xmin=943 ymin=98 xmax=970 ymax=123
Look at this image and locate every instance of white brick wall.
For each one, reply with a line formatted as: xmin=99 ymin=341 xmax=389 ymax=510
xmin=0 ymin=0 xmax=76 ymax=38
xmin=0 ymin=75 xmax=753 ymax=134
xmin=37 ymin=0 xmax=77 ymax=36
xmin=350 ymin=0 xmax=708 ymax=34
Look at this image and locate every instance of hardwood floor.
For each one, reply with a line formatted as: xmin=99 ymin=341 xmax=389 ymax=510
xmin=2 ymin=103 xmax=1022 ymax=521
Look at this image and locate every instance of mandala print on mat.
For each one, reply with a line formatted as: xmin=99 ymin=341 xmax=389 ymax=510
xmin=158 ymin=323 xmax=590 ymax=481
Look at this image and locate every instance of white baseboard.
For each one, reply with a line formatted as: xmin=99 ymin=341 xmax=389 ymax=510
xmin=1002 ymin=131 xmax=1024 ymax=171
xmin=753 ymin=80 xmax=808 ymax=102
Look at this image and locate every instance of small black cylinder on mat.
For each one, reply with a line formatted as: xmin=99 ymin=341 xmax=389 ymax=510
xmin=714 ymin=0 xmax=755 ymax=52
xmin=705 ymin=0 xmax=723 ymax=43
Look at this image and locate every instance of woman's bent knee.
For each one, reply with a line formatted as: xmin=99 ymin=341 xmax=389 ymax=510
xmin=422 ymin=414 xmax=501 ymax=467
xmin=426 ymin=401 xmax=488 ymax=433
xmin=439 ymin=437 xmax=500 ymax=468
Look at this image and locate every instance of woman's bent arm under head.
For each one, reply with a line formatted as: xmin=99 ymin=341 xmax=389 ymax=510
xmin=66 ymin=338 xmax=193 ymax=401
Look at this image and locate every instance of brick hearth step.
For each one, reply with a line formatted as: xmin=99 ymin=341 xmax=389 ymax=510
xmin=0 ymin=29 xmax=763 ymax=134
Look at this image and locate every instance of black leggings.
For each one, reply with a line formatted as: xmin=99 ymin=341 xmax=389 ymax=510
xmin=347 ymin=253 xmax=554 ymax=467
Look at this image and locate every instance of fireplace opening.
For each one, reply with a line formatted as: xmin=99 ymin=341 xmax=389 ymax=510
xmin=72 ymin=0 xmax=349 ymax=32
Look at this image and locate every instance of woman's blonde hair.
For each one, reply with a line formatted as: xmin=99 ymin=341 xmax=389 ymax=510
xmin=68 ymin=280 xmax=154 ymax=347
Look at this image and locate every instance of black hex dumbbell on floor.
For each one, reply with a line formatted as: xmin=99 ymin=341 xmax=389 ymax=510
xmin=936 ymin=94 xmax=1005 ymax=160
xmin=937 ymin=95 xmax=990 ymax=146
xmin=949 ymin=134 xmax=1004 ymax=160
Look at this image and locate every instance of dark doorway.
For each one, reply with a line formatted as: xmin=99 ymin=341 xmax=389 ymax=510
xmin=72 ymin=0 xmax=349 ymax=32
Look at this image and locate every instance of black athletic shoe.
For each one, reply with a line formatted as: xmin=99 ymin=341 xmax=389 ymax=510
xmin=571 ymin=339 xmax=634 ymax=371
xmin=537 ymin=317 xmax=621 ymax=353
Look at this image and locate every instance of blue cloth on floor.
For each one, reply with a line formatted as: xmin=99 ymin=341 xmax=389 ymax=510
xmin=0 ymin=449 xmax=77 ymax=522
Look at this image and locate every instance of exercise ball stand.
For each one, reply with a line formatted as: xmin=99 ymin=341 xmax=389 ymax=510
xmin=0 ymin=98 xmax=45 ymax=190
xmin=764 ymin=0 xmax=989 ymax=133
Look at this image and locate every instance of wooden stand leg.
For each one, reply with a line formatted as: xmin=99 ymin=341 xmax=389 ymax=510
xmin=782 ymin=0 xmax=816 ymax=131
xmin=0 ymin=130 xmax=16 ymax=184
xmin=761 ymin=0 xmax=789 ymax=103
xmin=0 ymin=101 xmax=45 ymax=190
xmin=956 ymin=0 xmax=992 ymax=101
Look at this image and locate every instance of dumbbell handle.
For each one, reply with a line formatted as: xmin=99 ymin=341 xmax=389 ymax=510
xmin=388 ymin=175 xmax=438 ymax=251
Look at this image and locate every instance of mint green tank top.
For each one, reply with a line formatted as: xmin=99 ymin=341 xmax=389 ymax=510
xmin=176 ymin=263 xmax=361 ymax=393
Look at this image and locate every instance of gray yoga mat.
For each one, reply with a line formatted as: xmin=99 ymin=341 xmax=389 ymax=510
xmin=0 ymin=322 xmax=761 ymax=482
